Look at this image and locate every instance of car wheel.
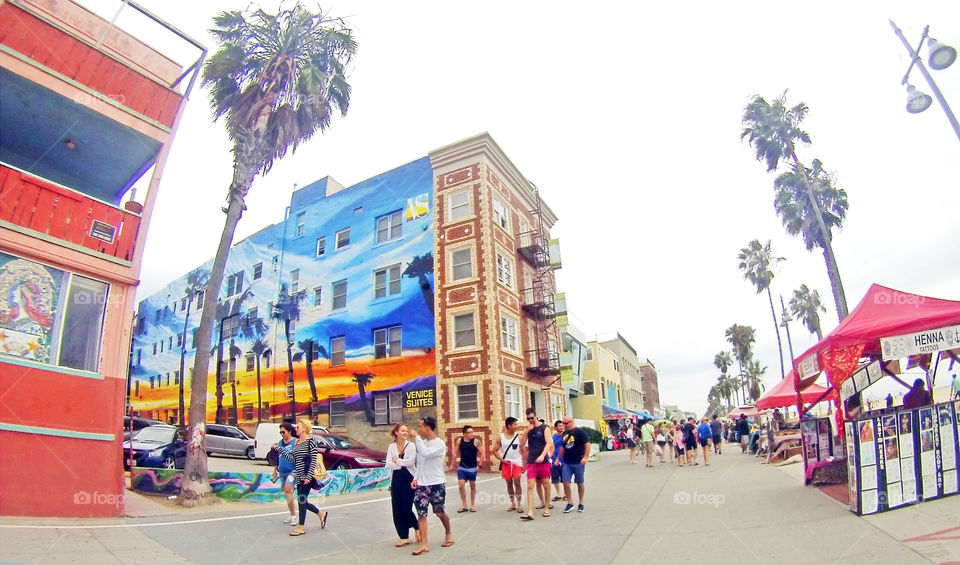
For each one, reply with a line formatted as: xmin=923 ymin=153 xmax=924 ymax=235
xmin=162 ymin=456 xmax=176 ymax=469
xmin=334 ymin=462 xmax=349 ymax=471
xmin=245 ymin=446 xmax=255 ymax=460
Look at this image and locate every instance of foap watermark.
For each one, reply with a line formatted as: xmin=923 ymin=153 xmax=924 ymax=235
xmin=673 ymin=490 xmax=725 ymax=508
xmin=874 ymin=290 xmax=925 ymax=309
xmin=74 ymin=490 xmax=124 ymax=506
xmin=72 ymin=91 xmax=126 ymax=108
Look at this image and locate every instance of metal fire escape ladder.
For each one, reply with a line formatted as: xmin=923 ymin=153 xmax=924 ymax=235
xmin=519 ymin=184 xmax=560 ymax=380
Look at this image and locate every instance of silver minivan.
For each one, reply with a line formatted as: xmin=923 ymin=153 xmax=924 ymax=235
xmin=205 ymin=424 xmax=255 ymax=459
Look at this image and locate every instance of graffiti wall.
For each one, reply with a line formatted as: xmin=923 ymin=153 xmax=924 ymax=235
xmin=131 ymin=467 xmax=390 ymax=502
xmin=130 ymin=157 xmax=438 ymax=445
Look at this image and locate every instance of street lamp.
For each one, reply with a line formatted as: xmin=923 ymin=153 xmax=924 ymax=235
xmin=890 ymin=21 xmax=960 ymax=143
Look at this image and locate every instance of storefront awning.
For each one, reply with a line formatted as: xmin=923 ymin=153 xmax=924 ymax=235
xmin=602 ymin=405 xmax=632 ymax=419
xmin=627 ymin=409 xmax=652 ymax=419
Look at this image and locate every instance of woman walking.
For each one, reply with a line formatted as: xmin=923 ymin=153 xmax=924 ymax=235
xmin=271 ymin=422 xmax=299 ymax=525
xmin=277 ymin=418 xmax=328 ymax=536
xmin=625 ymin=423 xmax=638 ymax=464
xmin=386 ymin=423 xmax=419 ymax=547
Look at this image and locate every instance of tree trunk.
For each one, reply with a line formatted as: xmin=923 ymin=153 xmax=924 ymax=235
xmin=780 ymin=295 xmax=796 ymax=363
xmin=255 ymin=357 xmax=262 ymax=423
xmin=820 ymin=244 xmax=847 ymax=325
xmin=215 ymin=338 xmax=225 ymax=425
xmin=178 ymin=301 xmax=191 ymax=428
xmin=767 ymin=287 xmax=785 ymax=379
xmin=305 ymin=342 xmax=318 ymax=402
xmin=182 ymin=178 xmax=249 ymax=508
xmin=418 ymin=274 xmax=434 ymax=316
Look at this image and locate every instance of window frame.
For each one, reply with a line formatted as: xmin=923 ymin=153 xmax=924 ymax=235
xmin=455 ymin=383 xmax=479 ymax=421
xmin=329 ymin=396 xmax=346 ymax=427
xmin=330 ymin=336 xmax=346 ymax=366
xmin=504 ymin=383 xmax=522 ymax=420
xmin=375 ymin=210 xmax=403 ymax=244
xmin=449 ymin=190 xmax=471 ymax=222
xmin=583 ymin=381 xmax=596 ymax=396
xmin=332 ymin=279 xmax=347 ymax=310
xmin=496 ymin=251 xmax=514 ymax=289
xmin=373 ymin=264 xmax=401 ymax=299
xmin=316 ymin=237 xmax=326 ymax=258
xmin=452 ymin=312 xmax=476 ymax=349
xmin=335 ymin=228 xmax=351 ymax=250
xmin=500 ymin=313 xmax=519 ymax=353
xmin=373 ymin=325 xmax=402 ymax=359
xmin=295 ymin=212 xmax=305 ymax=237
xmin=450 ymin=247 xmax=473 ymax=281
xmin=252 ymin=262 xmax=263 ymax=280
xmin=493 ymin=198 xmax=511 ymax=232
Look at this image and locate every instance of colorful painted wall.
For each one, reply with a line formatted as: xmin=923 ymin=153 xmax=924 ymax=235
xmin=131 ymin=157 xmax=438 ymax=446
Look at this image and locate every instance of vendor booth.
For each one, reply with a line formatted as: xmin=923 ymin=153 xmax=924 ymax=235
xmin=791 ymin=284 xmax=960 ymax=515
xmin=757 ymin=374 xmax=831 ymax=462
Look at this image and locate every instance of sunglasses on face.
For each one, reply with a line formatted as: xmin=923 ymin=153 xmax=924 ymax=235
xmin=527 ymin=417 xmax=536 ymax=421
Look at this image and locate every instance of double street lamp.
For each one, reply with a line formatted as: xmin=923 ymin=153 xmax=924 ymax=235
xmin=889 ymin=20 xmax=959 ymax=143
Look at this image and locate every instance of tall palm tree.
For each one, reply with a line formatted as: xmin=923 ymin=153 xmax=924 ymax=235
xmin=713 ymin=351 xmax=735 ymax=405
xmin=177 ymin=268 xmax=208 ymax=427
xmin=725 ymin=324 xmax=756 ymax=403
xmin=779 ymin=294 xmax=796 ymax=362
xmin=225 ymin=302 xmax=268 ymax=425
xmin=247 ymin=337 xmax=271 ymax=423
xmin=741 ymin=91 xmax=848 ymax=320
xmin=402 ymin=253 xmax=434 ymax=316
xmin=352 ymin=372 xmax=376 ymax=425
xmin=737 ymin=239 xmax=786 ymax=379
xmin=272 ymin=284 xmax=307 ymax=420
xmin=789 ymin=284 xmax=827 ymax=340
xmin=744 ymin=360 xmax=767 ymax=401
xmin=184 ymin=3 xmax=356 ymax=506
xmin=293 ymin=338 xmax=329 ymax=411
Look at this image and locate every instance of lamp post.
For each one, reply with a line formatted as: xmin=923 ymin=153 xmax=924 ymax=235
xmin=889 ymin=20 xmax=960 ymax=143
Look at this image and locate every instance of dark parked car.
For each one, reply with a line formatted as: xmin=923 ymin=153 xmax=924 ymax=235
xmin=311 ymin=432 xmax=387 ymax=470
xmin=122 ymin=416 xmax=164 ymax=441
xmin=122 ymin=425 xmax=186 ymax=470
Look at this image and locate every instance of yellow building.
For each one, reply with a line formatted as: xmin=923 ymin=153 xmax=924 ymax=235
xmin=572 ymin=341 xmax=632 ymax=433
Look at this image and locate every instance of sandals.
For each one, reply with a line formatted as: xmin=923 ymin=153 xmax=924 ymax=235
xmin=469 ymin=508 xmax=477 ymax=512
xmin=412 ymin=547 xmax=429 ymax=555
xmin=456 ymin=508 xmax=468 ymax=513
xmin=289 ymin=529 xmax=305 ymax=537
xmin=542 ymin=511 xmax=551 ymax=517
xmin=520 ymin=514 xmax=534 ymax=521
xmin=395 ymin=540 xmax=409 ymax=547
xmin=441 ymin=540 xmax=455 ymax=548
xmin=319 ymin=512 xmax=328 ymax=529
xmin=506 ymin=506 xmax=517 ymax=512
xmin=535 ymin=504 xmax=546 ymax=510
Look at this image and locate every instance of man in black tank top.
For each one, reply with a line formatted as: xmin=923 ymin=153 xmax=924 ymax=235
xmin=449 ymin=425 xmax=483 ymax=513
xmin=520 ymin=407 xmax=554 ymax=520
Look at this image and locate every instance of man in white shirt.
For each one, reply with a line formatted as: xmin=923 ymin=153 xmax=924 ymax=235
xmin=409 ymin=416 xmax=453 ymax=555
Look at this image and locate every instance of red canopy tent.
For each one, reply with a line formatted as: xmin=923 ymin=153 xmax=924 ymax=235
xmin=726 ymin=405 xmax=761 ymax=419
xmin=756 ymin=371 xmax=828 ymax=411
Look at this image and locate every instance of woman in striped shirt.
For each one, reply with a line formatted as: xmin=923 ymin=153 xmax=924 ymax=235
xmin=277 ymin=418 xmax=328 ymax=536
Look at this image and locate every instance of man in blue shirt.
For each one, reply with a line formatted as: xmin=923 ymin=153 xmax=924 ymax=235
xmin=696 ymin=418 xmax=713 ymax=466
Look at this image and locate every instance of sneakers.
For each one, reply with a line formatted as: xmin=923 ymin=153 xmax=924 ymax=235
xmin=577 ymin=504 xmax=584 ymax=513
xmin=286 ymin=516 xmax=298 ymax=526
xmin=563 ymin=504 xmax=574 ymax=513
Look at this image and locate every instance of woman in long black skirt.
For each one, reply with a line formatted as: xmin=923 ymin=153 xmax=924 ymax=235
xmin=386 ymin=423 xmax=419 ymax=547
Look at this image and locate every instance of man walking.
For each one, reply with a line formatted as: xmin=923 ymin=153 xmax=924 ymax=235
xmin=550 ymin=420 xmax=565 ymax=502
xmin=520 ymin=408 xmax=554 ymax=520
xmin=409 ymin=417 xmax=453 ymax=555
xmin=697 ymin=418 xmax=712 ymax=466
xmin=448 ymin=425 xmax=482 ymax=513
xmin=737 ymin=414 xmax=751 ymax=454
xmin=555 ymin=416 xmax=590 ymax=513
xmin=492 ymin=417 xmax=524 ymax=512
xmin=683 ymin=417 xmax=699 ymax=465
xmin=640 ymin=419 xmax=656 ymax=467
xmin=710 ymin=415 xmax=723 ymax=454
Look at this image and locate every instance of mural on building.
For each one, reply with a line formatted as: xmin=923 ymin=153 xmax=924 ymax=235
xmin=130 ymin=157 xmax=438 ymax=441
xmin=0 ymin=252 xmax=63 ymax=363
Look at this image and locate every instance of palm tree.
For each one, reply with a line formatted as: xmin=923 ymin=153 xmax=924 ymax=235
xmin=741 ymin=91 xmax=848 ymax=320
xmin=183 ymin=3 xmax=356 ymax=506
xmin=177 ymin=269 xmax=208 ymax=427
xmin=773 ymin=158 xmax=849 ymax=323
xmin=247 ymin=337 xmax=271 ymax=422
xmin=293 ymin=338 xmax=329 ymax=412
xmin=744 ymin=360 xmax=767 ymax=402
xmin=352 ymin=372 xmax=375 ymax=425
xmin=225 ymin=302 xmax=268 ymax=425
xmin=272 ymin=284 xmax=307 ymax=420
xmin=725 ymin=324 xmax=756 ymax=402
xmin=737 ymin=239 xmax=786 ymax=379
xmin=789 ymin=284 xmax=827 ymax=340
xmin=211 ymin=289 xmax=254 ymax=424
xmin=713 ymin=351 xmax=735 ymax=405
xmin=779 ymin=294 xmax=796 ymax=362
xmin=402 ymin=253 xmax=434 ymax=316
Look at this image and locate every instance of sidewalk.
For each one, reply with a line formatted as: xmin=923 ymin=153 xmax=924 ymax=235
xmin=1 ymin=448 xmax=958 ymax=564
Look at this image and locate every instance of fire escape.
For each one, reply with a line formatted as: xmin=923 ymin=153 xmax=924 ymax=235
xmin=518 ymin=185 xmax=561 ymax=380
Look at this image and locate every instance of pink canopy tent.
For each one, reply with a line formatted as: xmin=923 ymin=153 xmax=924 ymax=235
xmin=757 ymin=371 xmax=828 ymax=411
xmin=727 ymin=405 xmax=761 ymax=419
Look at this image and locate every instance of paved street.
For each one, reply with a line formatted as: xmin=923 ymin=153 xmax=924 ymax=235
xmin=2 ymin=447 xmax=959 ymax=565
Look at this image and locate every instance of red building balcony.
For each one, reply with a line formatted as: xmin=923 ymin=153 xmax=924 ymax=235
xmin=0 ymin=163 xmax=140 ymax=263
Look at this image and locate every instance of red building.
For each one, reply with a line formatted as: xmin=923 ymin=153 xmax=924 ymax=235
xmin=0 ymin=0 xmax=202 ymax=517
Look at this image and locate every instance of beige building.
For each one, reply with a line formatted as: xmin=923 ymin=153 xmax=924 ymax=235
xmin=572 ymin=341 xmax=630 ymax=431
xmin=599 ymin=333 xmax=643 ymax=414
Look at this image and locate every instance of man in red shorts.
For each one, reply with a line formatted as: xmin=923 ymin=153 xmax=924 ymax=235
xmin=520 ymin=407 xmax=554 ymax=520
xmin=492 ymin=416 xmax=524 ymax=512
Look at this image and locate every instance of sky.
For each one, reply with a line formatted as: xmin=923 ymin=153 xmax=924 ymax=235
xmin=82 ymin=0 xmax=960 ymax=415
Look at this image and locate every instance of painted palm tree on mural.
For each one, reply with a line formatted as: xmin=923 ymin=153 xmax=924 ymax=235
xmin=183 ymin=2 xmax=356 ymax=506
xmin=247 ymin=337 xmax=271 ymax=423
xmin=737 ymin=239 xmax=786 ymax=380
xmin=402 ymin=253 xmax=434 ymax=316
xmin=725 ymin=324 xmax=756 ymax=403
xmin=741 ymin=92 xmax=848 ymax=321
xmin=272 ymin=284 xmax=307 ymax=422
xmin=210 ymin=289 xmax=254 ymax=425
xmin=352 ymin=372 xmax=375 ymax=425
xmin=790 ymin=284 xmax=827 ymax=340
xmin=293 ymin=338 xmax=329 ymax=412
xmin=225 ymin=303 xmax=268 ymax=426
xmin=177 ymin=268 xmax=208 ymax=427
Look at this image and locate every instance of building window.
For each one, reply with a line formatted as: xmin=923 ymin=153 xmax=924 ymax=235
xmin=165 ymin=372 xmax=170 ymax=387
xmin=191 ymin=329 xmax=198 ymax=349
xmin=196 ymin=290 xmax=205 ymax=310
xmin=160 ymin=340 xmax=164 ymax=353
xmin=335 ymin=228 xmax=350 ymax=250
xmin=332 ymin=280 xmax=347 ymax=310
xmin=153 ymin=343 xmax=157 ymax=355
xmin=243 ymin=404 xmax=254 ymax=421
xmin=374 ymin=265 xmax=401 ymax=299
xmin=155 ymin=309 xmax=161 ymax=323
xmin=174 ymin=370 xmax=180 ymax=385
xmin=150 ymin=376 xmax=155 ymax=389
xmin=374 ymin=325 xmax=402 ymax=359
xmin=374 ymin=391 xmax=404 ymax=425
xmin=295 ymin=212 xmax=305 ymax=237
xmin=330 ymin=336 xmax=345 ymax=366
xmin=552 ymin=393 xmax=564 ymax=419
xmin=176 ymin=334 xmax=183 ymax=348
xmin=376 ymin=210 xmax=403 ymax=243
xmin=136 ymin=349 xmax=141 ymax=365
xmin=313 ymin=286 xmax=322 ymax=306
xmin=272 ymin=255 xmax=279 ymax=274
xmin=453 ymin=313 xmax=475 ymax=348
xmin=138 ymin=316 xmax=145 ymax=335
xmin=601 ymin=381 xmax=607 ymax=400
xmin=456 ymin=384 xmax=479 ymax=420
xmin=329 ymin=396 xmax=346 ymax=427
xmin=245 ymin=354 xmax=255 ymax=372
xmin=496 ymin=252 xmax=514 ymax=288
xmin=168 ymin=336 xmax=173 ymax=350
xmin=290 ymin=269 xmax=299 ymax=293
xmin=263 ymin=351 xmax=271 ymax=369
xmin=253 ymin=262 xmax=263 ymax=280
xmin=316 ymin=237 xmax=326 ymax=258
xmin=226 ymin=271 xmax=243 ymax=296
xmin=504 ymin=383 xmax=522 ymax=420
xmin=583 ymin=381 xmax=595 ymax=395
xmin=451 ymin=248 xmax=472 ymax=281
xmin=262 ymin=402 xmax=270 ymax=417
xmin=500 ymin=314 xmax=518 ymax=352
xmin=248 ymin=306 xmax=258 ymax=322
xmin=493 ymin=199 xmax=510 ymax=232
xmin=135 ymin=381 xmax=140 ymax=396
xmin=585 ymin=348 xmax=593 ymax=361
xmin=449 ymin=190 xmax=470 ymax=221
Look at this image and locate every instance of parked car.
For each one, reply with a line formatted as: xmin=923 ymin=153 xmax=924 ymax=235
xmin=253 ymin=422 xmax=330 ymax=460
xmin=205 ymin=424 xmax=255 ymax=459
xmin=311 ymin=432 xmax=386 ymax=470
xmin=122 ymin=425 xmax=186 ymax=470
xmin=122 ymin=416 xmax=164 ymax=441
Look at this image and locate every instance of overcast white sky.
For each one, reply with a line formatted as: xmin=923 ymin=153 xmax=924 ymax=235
xmin=88 ymin=0 xmax=960 ymax=414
